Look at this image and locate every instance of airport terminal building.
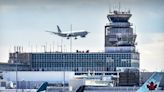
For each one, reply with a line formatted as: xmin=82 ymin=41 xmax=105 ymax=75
xmin=8 ymin=52 xmax=139 ymax=71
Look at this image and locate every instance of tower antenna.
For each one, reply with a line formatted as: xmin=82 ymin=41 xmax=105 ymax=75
xmin=108 ymin=3 xmax=111 ymax=13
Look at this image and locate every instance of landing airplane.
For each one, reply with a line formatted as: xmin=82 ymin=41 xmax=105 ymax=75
xmin=136 ymin=72 xmax=163 ymax=92
xmin=46 ymin=25 xmax=89 ymax=39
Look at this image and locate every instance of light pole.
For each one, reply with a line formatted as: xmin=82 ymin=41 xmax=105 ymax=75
xmin=63 ymin=55 xmax=65 ymax=92
xmin=15 ymin=63 xmax=18 ymax=92
xmin=15 ymin=52 xmax=18 ymax=92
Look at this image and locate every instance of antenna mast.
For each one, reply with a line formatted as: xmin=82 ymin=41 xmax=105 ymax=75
xmin=70 ymin=24 xmax=72 ymax=52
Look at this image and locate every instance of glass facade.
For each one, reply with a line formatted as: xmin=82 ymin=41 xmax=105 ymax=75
xmin=30 ymin=52 xmax=139 ymax=71
xmin=0 ymin=63 xmax=30 ymax=71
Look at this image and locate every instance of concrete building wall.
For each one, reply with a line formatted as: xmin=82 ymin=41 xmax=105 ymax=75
xmin=2 ymin=71 xmax=75 ymax=83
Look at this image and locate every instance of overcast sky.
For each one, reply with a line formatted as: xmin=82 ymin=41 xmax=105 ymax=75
xmin=0 ymin=0 xmax=164 ymax=71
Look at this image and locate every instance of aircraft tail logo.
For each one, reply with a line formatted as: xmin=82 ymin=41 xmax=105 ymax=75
xmin=147 ymin=81 xmax=157 ymax=90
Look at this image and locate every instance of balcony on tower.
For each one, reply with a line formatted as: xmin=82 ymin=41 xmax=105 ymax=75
xmin=107 ymin=10 xmax=132 ymax=22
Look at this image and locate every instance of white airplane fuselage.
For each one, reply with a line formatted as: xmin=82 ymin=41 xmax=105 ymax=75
xmin=46 ymin=25 xmax=89 ymax=39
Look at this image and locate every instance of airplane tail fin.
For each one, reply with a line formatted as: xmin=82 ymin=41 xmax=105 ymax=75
xmin=136 ymin=72 xmax=163 ymax=92
xmin=37 ymin=82 xmax=48 ymax=92
xmin=57 ymin=25 xmax=62 ymax=33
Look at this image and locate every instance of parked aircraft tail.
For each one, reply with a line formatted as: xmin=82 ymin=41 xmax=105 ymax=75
xmin=136 ymin=72 xmax=163 ymax=92
xmin=37 ymin=82 xmax=48 ymax=92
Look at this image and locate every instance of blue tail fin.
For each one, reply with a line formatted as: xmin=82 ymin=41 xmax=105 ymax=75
xmin=136 ymin=72 xmax=163 ymax=92
xmin=57 ymin=25 xmax=62 ymax=33
xmin=37 ymin=82 xmax=48 ymax=92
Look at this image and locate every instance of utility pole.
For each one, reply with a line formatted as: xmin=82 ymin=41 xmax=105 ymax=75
xmin=14 ymin=51 xmax=18 ymax=92
xmin=70 ymin=24 xmax=72 ymax=52
xmin=15 ymin=63 xmax=18 ymax=92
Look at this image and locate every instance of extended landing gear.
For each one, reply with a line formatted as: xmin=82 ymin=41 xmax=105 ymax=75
xmin=67 ymin=37 xmax=77 ymax=40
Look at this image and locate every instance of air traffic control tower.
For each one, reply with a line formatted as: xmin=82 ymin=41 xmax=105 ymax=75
xmin=105 ymin=10 xmax=139 ymax=70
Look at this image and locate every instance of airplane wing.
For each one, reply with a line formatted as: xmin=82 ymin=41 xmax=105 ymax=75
xmin=67 ymin=31 xmax=89 ymax=37
xmin=45 ymin=30 xmax=58 ymax=35
xmin=37 ymin=82 xmax=48 ymax=92
xmin=79 ymin=31 xmax=89 ymax=38
xmin=67 ymin=33 xmax=74 ymax=37
xmin=136 ymin=72 xmax=163 ymax=92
